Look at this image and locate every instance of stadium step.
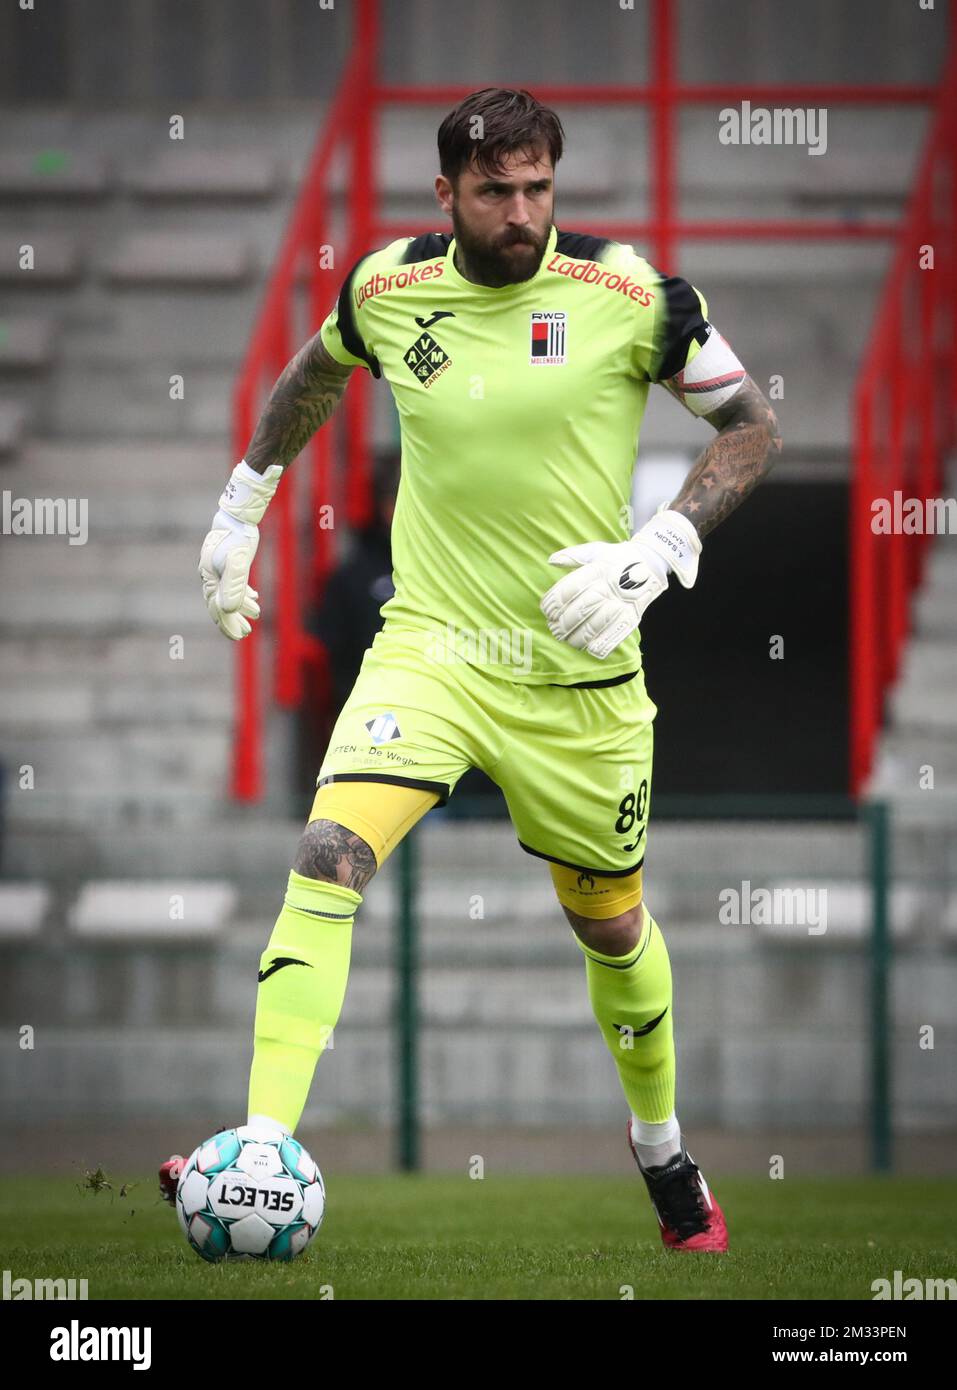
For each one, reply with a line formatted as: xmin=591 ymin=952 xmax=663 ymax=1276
xmin=0 ymin=630 xmax=229 ymax=680
xmin=0 ymin=536 xmax=206 ymax=581
xmin=873 ymin=524 xmax=957 ymax=812
xmin=45 ymin=364 xmax=241 ymax=441
xmin=57 ymin=283 xmax=264 ymax=366
xmin=0 ymin=150 xmax=109 ymax=198
xmin=0 ymin=439 xmax=230 ymax=490
xmin=102 ymin=233 xmax=254 ymax=286
xmin=890 ymin=640 xmax=957 ymax=734
xmin=870 ymin=732 xmax=957 ymax=797
xmin=0 ymin=675 xmax=227 ymax=730
xmin=0 ymin=316 xmax=57 ymax=371
xmin=0 ymin=726 xmax=232 ymax=799
xmin=0 ymin=400 xmax=30 ymax=456
xmin=123 ymin=150 xmax=281 ymax=199
xmin=0 ymin=234 xmax=82 ymax=283
xmin=913 ymin=550 xmax=957 ymax=638
xmin=0 ymin=577 xmax=209 ymax=634
xmin=1 ymin=815 xmax=304 ymax=882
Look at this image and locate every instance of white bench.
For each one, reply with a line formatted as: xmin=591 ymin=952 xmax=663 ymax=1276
xmin=67 ymin=881 xmax=236 ymax=941
xmin=0 ymin=882 xmax=50 ymax=938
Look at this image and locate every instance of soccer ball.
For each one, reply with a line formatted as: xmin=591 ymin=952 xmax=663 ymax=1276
xmin=175 ymin=1122 xmax=325 ymax=1263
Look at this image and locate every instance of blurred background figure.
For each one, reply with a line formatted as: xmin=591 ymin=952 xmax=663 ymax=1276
xmin=294 ymin=448 xmax=399 ymax=796
xmin=308 ymin=448 xmax=398 ymax=721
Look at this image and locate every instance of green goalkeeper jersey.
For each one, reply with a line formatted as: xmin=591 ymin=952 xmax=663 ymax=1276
xmin=320 ymin=223 xmax=709 ymax=685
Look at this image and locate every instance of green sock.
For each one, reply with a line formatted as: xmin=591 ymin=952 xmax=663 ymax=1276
xmin=578 ymin=910 xmax=675 ymax=1122
xmin=247 ymin=870 xmax=361 ymax=1133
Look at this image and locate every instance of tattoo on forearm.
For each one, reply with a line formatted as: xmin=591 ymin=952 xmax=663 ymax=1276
xmin=294 ymin=818 xmax=377 ymax=892
xmin=668 ymin=375 xmax=782 ymax=538
xmin=244 ymin=336 xmax=353 ymax=474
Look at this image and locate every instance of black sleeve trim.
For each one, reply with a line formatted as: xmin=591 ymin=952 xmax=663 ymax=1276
xmin=336 ymin=255 xmax=381 ymax=379
xmin=654 ymin=275 xmax=709 ymax=383
xmin=554 ymin=228 xmax=612 ymax=262
xmin=401 ymin=232 xmax=453 ymax=265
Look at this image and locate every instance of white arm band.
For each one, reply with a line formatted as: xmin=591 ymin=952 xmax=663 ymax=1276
xmin=666 ymin=324 xmax=746 ymax=417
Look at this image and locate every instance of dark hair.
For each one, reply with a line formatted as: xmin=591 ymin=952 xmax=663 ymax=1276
xmin=437 ymin=87 xmax=564 ymax=182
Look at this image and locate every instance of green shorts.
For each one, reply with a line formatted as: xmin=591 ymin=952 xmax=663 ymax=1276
xmin=317 ymin=623 xmax=657 ymax=876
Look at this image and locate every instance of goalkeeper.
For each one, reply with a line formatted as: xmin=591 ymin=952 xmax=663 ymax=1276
xmin=177 ymin=88 xmax=781 ymax=1252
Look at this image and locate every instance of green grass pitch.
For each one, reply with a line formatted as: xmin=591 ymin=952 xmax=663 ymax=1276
xmin=1 ymin=1173 xmax=954 ymax=1300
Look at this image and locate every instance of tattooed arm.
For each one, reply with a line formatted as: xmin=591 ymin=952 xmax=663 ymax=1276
xmin=540 ymin=368 xmax=781 ymax=660
xmin=198 ymin=336 xmax=354 ymax=640
xmin=244 ymin=334 xmax=355 ymax=475
xmin=663 ymin=374 xmax=782 ymax=538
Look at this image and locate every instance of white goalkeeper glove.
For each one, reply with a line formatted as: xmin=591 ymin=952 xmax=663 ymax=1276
xmin=540 ymin=508 xmax=702 ymax=659
xmin=198 ymin=460 xmax=283 ymax=640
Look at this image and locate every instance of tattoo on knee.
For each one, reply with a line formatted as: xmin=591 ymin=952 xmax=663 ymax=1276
xmin=294 ymin=819 xmax=377 ymax=891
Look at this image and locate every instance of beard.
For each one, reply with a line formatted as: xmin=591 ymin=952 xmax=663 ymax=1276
xmin=450 ymin=205 xmax=551 ymax=287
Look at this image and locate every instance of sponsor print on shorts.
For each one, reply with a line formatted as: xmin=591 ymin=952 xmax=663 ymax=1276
xmin=365 ymin=712 xmax=402 ymax=744
xmin=530 ymin=310 xmax=567 ymax=365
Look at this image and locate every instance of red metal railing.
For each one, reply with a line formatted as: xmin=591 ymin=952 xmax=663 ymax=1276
xmin=231 ymin=0 xmax=942 ymax=803
xmin=850 ymin=39 xmax=957 ymax=796
xmin=230 ymin=1 xmax=378 ymax=798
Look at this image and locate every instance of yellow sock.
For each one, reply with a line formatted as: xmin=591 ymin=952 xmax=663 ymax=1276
xmin=247 ymin=870 xmax=361 ymax=1133
xmin=578 ymin=909 xmax=675 ymax=1121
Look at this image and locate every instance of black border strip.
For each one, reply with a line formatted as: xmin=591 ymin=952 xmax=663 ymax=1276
xmin=317 ymin=772 xmax=451 ymax=807
xmin=582 ymin=924 xmax=654 ymax=969
xmin=517 ymin=839 xmax=645 ymax=878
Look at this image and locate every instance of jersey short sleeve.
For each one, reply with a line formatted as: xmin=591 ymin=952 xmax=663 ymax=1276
xmin=650 ymin=274 xmax=749 ymax=415
xmin=649 ymin=274 xmax=710 ymax=383
xmin=318 ymin=251 xmax=383 ymax=377
xmin=596 ymin=244 xmax=712 ymax=389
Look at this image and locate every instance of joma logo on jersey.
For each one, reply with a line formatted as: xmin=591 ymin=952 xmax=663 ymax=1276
xmin=404 ymin=329 xmax=451 ymax=388
xmin=530 ymin=311 xmax=566 ymax=365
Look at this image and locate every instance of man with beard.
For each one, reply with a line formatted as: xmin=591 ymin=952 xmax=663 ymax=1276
xmin=183 ymin=88 xmax=781 ymax=1252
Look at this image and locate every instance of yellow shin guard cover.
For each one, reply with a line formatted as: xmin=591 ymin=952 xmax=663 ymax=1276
xmin=247 ymin=870 xmax=361 ymax=1133
xmin=578 ymin=909 xmax=676 ymax=1122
